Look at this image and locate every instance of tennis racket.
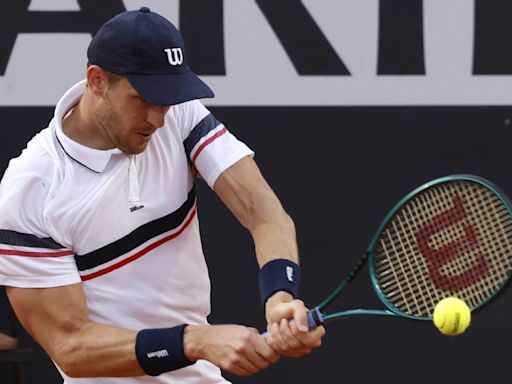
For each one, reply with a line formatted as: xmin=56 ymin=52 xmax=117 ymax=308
xmin=306 ymin=174 xmax=512 ymax=329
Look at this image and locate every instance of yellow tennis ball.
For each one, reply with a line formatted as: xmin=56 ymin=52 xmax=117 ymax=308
xmin=433 ymin=297 xmax=471 ymax=336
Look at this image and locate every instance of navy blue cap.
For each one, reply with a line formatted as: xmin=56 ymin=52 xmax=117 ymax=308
xmin=87 ymin=7 xmax=214 ymax=106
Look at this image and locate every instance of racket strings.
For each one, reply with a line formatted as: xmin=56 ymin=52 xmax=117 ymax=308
xmin=378 ymin=196 xmax=445 ymax=314
xmin=374 ymin=181 xmax=512 ymax=318
xmin=390 ymin=209 xmax=436 ymax=314
xmin=430 ymin=185 xmax=510 ymax=308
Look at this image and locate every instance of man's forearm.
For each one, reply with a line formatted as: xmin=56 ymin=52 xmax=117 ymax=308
xmin=47 ymin=322 xmax=142 ymax=378
xmin=251 ymin=210 xmax=299 ymax=267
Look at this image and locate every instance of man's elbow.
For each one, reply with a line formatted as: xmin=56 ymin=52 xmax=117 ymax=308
xmin=44 ymin=322 xmax=89 ymax=378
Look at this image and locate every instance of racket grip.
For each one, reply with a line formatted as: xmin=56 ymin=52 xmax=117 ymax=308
xmin=307 ymin=307 xmax=324 ymax=329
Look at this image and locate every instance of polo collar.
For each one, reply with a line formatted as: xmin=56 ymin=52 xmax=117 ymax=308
xmin=54 ymin=80 xmax=122 ymax=173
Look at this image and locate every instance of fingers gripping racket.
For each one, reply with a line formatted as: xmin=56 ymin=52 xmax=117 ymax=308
xmin=307 ymin=175 xmax=512 ymax=329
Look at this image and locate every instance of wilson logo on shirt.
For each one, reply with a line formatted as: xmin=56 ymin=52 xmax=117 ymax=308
xmin=130 ymin=204 xmax=145 ymax=213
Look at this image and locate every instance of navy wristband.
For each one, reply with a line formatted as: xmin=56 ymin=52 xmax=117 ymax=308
xmin=135 ymin=325 xmax=193 ymax=376
xmin=259 ymin=259 xmax=301 ymax=307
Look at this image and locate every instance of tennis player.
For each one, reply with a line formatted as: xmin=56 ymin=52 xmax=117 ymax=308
xmin=0 ymin=7 xmax=324 ymax=383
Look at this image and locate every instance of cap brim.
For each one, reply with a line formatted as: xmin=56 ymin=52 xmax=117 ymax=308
xmin=125 ymin=70 xmax=214 ymax=106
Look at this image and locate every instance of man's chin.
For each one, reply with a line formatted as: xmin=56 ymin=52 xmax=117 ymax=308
xmin=119 ymin=142 xmax=150 ymax=155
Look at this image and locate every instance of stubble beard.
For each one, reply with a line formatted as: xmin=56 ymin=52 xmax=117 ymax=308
xmin=96 ymin=96 xmax=142 ymax=155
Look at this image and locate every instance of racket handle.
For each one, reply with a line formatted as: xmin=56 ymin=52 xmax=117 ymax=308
xmin=307 ymin=307 xmax=324 ymax=329
xmin=261 ymin=307 xmax=324 ymax=337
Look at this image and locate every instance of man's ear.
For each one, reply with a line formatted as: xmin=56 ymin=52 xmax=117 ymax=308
xmin=86 ymin=65 xmax=109 ymax=97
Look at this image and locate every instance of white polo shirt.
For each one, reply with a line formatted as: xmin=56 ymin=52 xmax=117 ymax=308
xmin=0 ymin=80 xmax=253 ymax=384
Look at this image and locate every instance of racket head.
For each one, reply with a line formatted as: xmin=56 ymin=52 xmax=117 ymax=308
xmin=368 ymin=175 xmax=512 ymax=320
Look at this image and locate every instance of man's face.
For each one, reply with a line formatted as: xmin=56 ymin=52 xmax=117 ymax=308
xmin=95 ymin=77 xmax=171 ymax=154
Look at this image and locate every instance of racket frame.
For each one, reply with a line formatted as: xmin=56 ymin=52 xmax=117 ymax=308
xmin=309 ymin=174 xmax=512 ymax=327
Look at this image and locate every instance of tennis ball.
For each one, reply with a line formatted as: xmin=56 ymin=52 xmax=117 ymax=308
xmin=433 ymin=297 xmax=471 ymax=336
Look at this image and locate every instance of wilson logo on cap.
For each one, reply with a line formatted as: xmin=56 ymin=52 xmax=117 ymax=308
xmin=164 ymin=48 xmax=183 ymax=66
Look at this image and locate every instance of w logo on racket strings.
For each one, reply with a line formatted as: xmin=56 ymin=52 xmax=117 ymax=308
xmin=164 ymin=48 xmax=183 ymax=66
xmin=415 ymin=194 xmax=489 ymax=292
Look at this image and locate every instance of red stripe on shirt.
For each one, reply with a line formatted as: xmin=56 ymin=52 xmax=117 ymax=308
xmin=191 ymin=127 xmax=228 ymax=163
xmin=0 ymin=249 xmax=74 ymax=258
xmin=80 ymin=208 xmax=197 ymax=281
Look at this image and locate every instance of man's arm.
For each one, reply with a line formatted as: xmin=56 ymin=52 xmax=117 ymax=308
xmin=7 ymin=283 xmax=278 ymax=378
xmin=213 ymin=156 xmax=325 ymax=356
xmin=7 ymin=283 xmax=141 ymax=377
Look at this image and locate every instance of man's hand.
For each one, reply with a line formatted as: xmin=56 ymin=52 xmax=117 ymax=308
xmin=264 ymin=291 xmax=325 ymax=357
xmin=183 ymin=324 xmax=279 ymax=376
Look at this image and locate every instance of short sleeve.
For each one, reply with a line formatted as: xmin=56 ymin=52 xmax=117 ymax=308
xmin=0 ymin=172 xmax=80 ymax=288
xmin=175 ymin=100 xmax=254 ymax=187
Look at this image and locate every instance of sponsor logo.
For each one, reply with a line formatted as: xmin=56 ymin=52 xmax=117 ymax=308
xmin=130 ymin=205 xmax=145 ymax=212
xmin=164 ymin=48 xmax=183 ymax=66
xmin=147 ymin=349 xmax=169 ymax=359
xmin=286 ymin=266 xmax=294 ymax=282
xmin=0 ymin=1 xmax=511 ymax=106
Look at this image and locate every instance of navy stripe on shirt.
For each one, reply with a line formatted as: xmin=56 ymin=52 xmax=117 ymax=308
xmin=183 ymin=113 xmax=222 ymax=159
xmin=74 ymin=188 xmax=196 ymax=272
xmin=0 ymin=229 xmax=65 ymax=249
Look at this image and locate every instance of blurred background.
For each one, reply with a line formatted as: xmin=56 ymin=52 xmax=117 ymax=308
xmin=1 ymin=1 xmax=512 ymax=383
